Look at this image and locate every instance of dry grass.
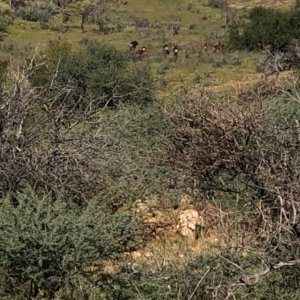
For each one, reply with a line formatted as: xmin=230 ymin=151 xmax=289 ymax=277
xmin=127 ymin=199 xmax=255 ymax=269
xmin=229 ymin=0 xmax=294 ymax=10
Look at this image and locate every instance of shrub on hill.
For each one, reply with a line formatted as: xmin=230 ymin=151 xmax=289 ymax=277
xmin=0 ymin=188 xmax=143 ymax=299
xmin=32 ymin=40 xmax=154 ymax=110
xmin=229 ymin=4 xmax=300 ymax=52
xmin=0 ymin=58 xmax=168 ymax=206
xmin=165 ymin=90 xmax=300 ymax=259
xmin=0 ymin=63 xmax=104 ymax=202
xmin=167 ymin=91 xmax=300 ymax=204
xmin=16 ymin=2 xmax=53 ymax=25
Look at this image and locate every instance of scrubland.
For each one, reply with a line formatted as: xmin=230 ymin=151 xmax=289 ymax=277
xmin=0 ymin=0 xmax=299 ymax=299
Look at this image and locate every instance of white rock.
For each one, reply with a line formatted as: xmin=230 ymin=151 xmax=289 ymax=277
xmin=177 ymin=209 xmax=204 ymax=240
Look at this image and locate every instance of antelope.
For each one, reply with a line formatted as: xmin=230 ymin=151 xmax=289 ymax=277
xmin=173 ymin=45 xmax=179 ymax=61
xmin=212 ymin=41 xmax=224 ymax=53
xmin=163 ymin=44 xmax=170 ymax=57
xmin=136 ymin=46 xmax=147 ymax=60
xmin=130 ymin=40 xmax=139 ymax=50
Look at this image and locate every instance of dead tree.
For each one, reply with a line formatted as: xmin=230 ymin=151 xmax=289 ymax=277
xmin=0 ymin=54 xmax=106 ymax=202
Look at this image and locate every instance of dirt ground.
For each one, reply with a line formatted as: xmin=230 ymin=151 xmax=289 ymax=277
xmin=202 ymin=70 xmax=294 ymax=95
xmin=229 ymin=0 xmax=293 ymax=10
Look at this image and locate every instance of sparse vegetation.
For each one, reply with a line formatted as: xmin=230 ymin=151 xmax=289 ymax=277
xmin=16 ymin=2 xmax=53 ymax=25
xmin=0 ymin=0 xmax=299 ymax=299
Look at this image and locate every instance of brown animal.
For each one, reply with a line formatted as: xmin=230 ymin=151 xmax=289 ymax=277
xmin=136 ymin=46 xmax=147 ymax=60
xmin=163 ymin=44 xmax=170 ymax=57
xmin=212 ymin=41 xmax=224 ymax=53
xmin=130 ymin=40 xmax=139 ymax=50
xmin=173 ymin=45 xmax=179 ymax=61
xmin=203 ymin=41 xmax=224 ymax=53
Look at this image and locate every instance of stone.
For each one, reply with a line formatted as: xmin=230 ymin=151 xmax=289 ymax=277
xmin=177 ymin=209 xmax=204 ymax=240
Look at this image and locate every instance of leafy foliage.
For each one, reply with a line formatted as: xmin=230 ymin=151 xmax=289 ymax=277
xmin=33 ymin=40 xmax=154 ymax=110
xmin=0 ymin=60 xmax=171 ymax=207
xmin=0 ymin=188 xmax=143 ymax=299
xmin=94 ymin=103 xmax=174 ymax=210
xmin=229 ymin=4 xmax=300 ymax=51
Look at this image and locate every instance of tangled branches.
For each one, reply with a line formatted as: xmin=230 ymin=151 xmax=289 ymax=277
xmin=0 ymin=56 xmax=106 ymax=202
xmin=165 ymin=90 xmax=300 ymax=269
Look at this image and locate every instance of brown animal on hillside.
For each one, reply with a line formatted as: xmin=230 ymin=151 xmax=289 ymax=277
xmin=173 ymin=45 xmax=179 ymax=61
xmin=212 ymin=41 xmax=224 ymax=53
xmin=163 ymin=44 xmax=170 ymax=57
xmin=203 ymin=41 xmax=224 ymax=53
xmin=130 ymin=40 xmax=139 ymax=50
xmin=136 ymin=46 xmax=147 ymax=60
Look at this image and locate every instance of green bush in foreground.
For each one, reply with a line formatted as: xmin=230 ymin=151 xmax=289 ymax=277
xmin=0 ymin=188 xmax=143 ymax=299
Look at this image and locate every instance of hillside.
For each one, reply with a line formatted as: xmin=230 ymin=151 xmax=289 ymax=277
xmin=0 ymin=0 xmax=299 ymax=299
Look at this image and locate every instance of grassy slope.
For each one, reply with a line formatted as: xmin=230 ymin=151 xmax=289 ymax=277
xmin=1 ymin=0 xmax=259 ymax=98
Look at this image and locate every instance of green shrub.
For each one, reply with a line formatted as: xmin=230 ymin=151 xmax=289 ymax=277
xmin=229 ymin=6 xmax=300 ymax=51
xmin=88 ymin=103 xmax=174 ymax=210
xmin=33 ymin=40 xmax=154 ymax=110
xmin=0 ymin=188 xmax=143 ymax=299
xmin=16 ymin=3 xmax=54 ymax=24
xmin=0 ymin=62 xmax=168 ymax=206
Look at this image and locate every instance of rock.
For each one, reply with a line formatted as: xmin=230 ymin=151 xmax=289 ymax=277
xmin=131 ymin=251 xmax=142 ymax=259
xmin=177 ymin=209 xmax=204 ymax=240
